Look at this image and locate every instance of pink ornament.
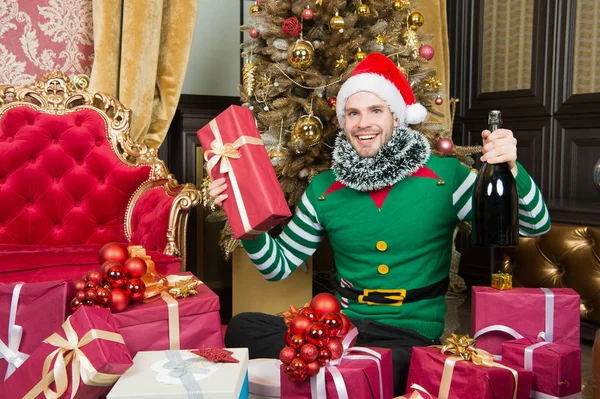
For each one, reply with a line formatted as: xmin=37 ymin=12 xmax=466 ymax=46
xmin=249 ymin=27 xmax=259 ymax=38
xmin=436 ymin=138 xmax=453 ymax=155
xmin=302 ymin=6 xmax=314 ymax=20
xmin=435 ymin=96 xmax=443 ymax=105
xmin=419 ymin=44 xmax=435 ymax=60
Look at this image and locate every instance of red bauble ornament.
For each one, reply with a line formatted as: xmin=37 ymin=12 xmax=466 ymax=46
xmin=85 ymin=281 xmax=98 ymax=291
xmin=310 ymin=293 xmax=340 ymax=318
xmin=302 ymin=6 xmax=314 ymax=20
xmin=436 ymin=138 xmax=454 ymax=155
xmin=123 ymin=257 xmax=147 ymax=279
xmin=419 ymin=44 xmax=435 ymax=60
xmin=327 ymin=97 xmax=337 ymax=107
xmin=299 ymin=343 xmax=318 ymax=362
xmin=95 ymin=286 xmax=110 ymax=305
xmin=70 ymin=297 xmax=82 ymax=312
xmin=288 ymin=357 xmax=307 ymax=380
xmin=298 ymin=307 xmax=318 ymax=321
xmin=101 ymin=260 xmax=121 ymax=275
xmin=126 ymin=278 xmax=146 ymax=302
xmin=326 ymin=337 xmax=344 ymax=360
xmin=99 ymin=242 xmax=129 ymax=265
xmin=338 ymin=313 xmax=352 ymax=337
xmin=305 ymin=322 xmax=328 ymax=348
xmin=279 ymin=346 xmax=297 ymax=365
xmin=284 ymin=330 xmax=292 ymax=346
xmin=249 ymin=27 xmax=259 ymax=38
xmin=317 ymin=347 xmax=332 ymax=366
xmin=85 ymin=269 xmax=104 ymax=285
xmin=75 ymin=290 xmax=86 ymax=302
xmin=105 ymin=265 xmax=128 ymax=288
xmin=435 ymin=96 xmax=443 ymax=105
xmin=290 ymin=315 xmax=312 ymax=336
xmin=83 ymin=300 xmax=95 ymax=307
xmin=282 ymin=17 xmax=301 ymax=37
xmin=321 ymin=312 xmax=343 ymax=337
xmin=107 ymin=288 xmax=130 ymax=313
xmin=85 ymin=289 xmax=97 ymax=302
xmin=306 ymin=360 xmax=321 ymax=377
xmin=289 ymin=334 xmax=306 ymax=351
xmin=73 ymin=279 xmax=87 ymax=292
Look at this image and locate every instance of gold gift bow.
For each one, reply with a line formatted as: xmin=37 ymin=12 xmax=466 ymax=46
xmin=203 ymin=119 xmax=265 ymax=235
xmin=437 ymin=334 xmax=518 ymax=399
xmin=396 ymin=383 xmax=435 ymax=399
xmin=23 ymin=317 xmax=124 ymax=399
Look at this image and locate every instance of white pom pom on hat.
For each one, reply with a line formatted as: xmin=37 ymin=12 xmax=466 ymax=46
xmin=336 ymin=52 xmax=428 ymax=128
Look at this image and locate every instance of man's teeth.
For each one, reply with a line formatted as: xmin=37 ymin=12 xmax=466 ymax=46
xmin=357 ymin=135 xmax=376 ymax=141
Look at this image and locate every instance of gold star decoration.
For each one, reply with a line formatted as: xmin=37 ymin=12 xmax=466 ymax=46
xmin=335 ymin=54 xmax=348 ymax=70
xmin=168 ymin=278 xmax=201 ymax=299
xmin=375 ymin=34 xmax=386 ymax=45
xmin=424 ymin=77 xmax=442 ymax=88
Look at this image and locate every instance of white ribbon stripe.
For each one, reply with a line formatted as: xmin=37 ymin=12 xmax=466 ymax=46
xmin=0 ymin=283 xmax=30 ymax=380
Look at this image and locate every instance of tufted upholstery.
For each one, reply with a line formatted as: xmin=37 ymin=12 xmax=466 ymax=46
xmin=0 ymin=106 xmax=150 ymax=244
xmin=502 ymin=223 xmax=600 ymax=324
xmin=0 ymin=71 xmax=201 ymax=284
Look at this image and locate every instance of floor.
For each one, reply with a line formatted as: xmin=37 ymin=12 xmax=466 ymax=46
xmin=443 ymin=292 xmax=594 ymax=399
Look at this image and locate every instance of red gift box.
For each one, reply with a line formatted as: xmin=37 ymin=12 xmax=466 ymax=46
xmin=502 ymin=338 xmax=582 ymax=398
xmin=0 ymin=280 xmax=71 ymax=381
xmin=197 ymin=105 xmax=291 ymax=239
xmin=471 ymin=287 xmax=580 ymax=356
xmin=0 ymin=306 xmax=133 ymax=399
xmin=280 ymin=347 xmax=393 ymax=399
xmin=406 ymin=346 xmax=533 ymax=399
xmin=112 ymin=273 xmax=224 ymax=357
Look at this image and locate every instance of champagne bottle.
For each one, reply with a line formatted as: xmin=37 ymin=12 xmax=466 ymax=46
xmin=472 ymin=110 xmax=519 ymax=247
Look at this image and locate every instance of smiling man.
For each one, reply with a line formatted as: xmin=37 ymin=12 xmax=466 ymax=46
xmin=210 ymin=52 xmax=551 ymax=394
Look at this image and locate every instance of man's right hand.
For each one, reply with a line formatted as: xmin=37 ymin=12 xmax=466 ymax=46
xmin=208 ymin=177 xmax=228 ymax=207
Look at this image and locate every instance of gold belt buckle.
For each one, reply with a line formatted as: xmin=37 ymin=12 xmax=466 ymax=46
xmin=358 ymin=289 xmax=406 ymax=306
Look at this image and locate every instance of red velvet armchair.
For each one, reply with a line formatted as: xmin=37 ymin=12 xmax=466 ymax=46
xmin=0 ymin=71 xmax=200 ymax=283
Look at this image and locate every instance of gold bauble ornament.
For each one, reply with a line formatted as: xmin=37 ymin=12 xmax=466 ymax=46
xmin=354 ymin=48 xmax=367 ymax=63
xmin=242 ymin=58 xmax=258 ymax=98
xmin=357 ymin=3 xmax=371 ymax=17
xmin=407 ymin=12 xmax=424 ymax=30
xmin=403 ymin=29 xmax=419 ymax=47
xmin=393 ymin=0 xmax=404 ymax=11
xmin=268 ymin=145 xmax=288 ymax=161
xmin=287 ymin=39 xmax=315 ymax=70
xmin=330 ymin=11 xmax=345 ymax=31
xmin=249 ymin=1 xmax=260 ymax=15
xmin=291 ymin=115 xmax=324 ymax=147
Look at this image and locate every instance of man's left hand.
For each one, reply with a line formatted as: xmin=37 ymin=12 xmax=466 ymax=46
xmin=480 ymin=128 xmax=518 ymax=176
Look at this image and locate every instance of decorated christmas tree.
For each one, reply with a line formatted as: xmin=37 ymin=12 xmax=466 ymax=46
xmin=207 ymin=0 xmax=480 ymax=258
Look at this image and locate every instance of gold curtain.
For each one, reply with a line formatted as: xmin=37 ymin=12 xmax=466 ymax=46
xmin=573 ymin=0 xmax=600 ymax=95
xmin=418 ymin=0 xmax=451 ymax=128
xmin=89 ymin=0 xmax=199 ymax=148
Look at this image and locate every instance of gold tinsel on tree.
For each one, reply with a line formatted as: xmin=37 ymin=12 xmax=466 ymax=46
xmin=210 ymin=0 xmax=481 ymax=258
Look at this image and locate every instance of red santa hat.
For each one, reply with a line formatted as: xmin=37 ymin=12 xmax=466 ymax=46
xmin=336 ymin=52 xmax=427 ymax=128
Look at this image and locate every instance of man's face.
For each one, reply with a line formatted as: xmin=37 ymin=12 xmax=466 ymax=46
xmin=344 ymin=91 xmax=399 ymax=158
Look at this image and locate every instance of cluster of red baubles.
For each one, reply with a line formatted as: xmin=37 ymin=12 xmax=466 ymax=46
xmin=280 ymin=293 xmax=354 ymax=382
xmin=70 ymin=242 xmax=149 ymax=314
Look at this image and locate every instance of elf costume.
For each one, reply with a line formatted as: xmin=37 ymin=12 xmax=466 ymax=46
xmin=241 ymin=53 xmax=550 ymax=341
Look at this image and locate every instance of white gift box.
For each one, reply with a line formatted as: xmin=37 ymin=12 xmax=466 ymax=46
xmin=108 ymin=348 xmax=249 ymax=399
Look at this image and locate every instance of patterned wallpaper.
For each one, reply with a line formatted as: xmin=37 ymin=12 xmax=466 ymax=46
xmin=481 ymin=0 xmax=534 ymax=93
xmin=0 ymin=0 xmax=94 ymax=85
xmin=573 ymin=0 xmax=599 ymax=95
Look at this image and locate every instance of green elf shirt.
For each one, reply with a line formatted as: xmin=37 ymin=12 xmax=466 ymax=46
xmin=242 ymin=128 xmax=550 ymax=340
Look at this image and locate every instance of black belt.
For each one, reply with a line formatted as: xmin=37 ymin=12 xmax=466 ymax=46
xmin=332 ymin=277 xmax=449 ymax=306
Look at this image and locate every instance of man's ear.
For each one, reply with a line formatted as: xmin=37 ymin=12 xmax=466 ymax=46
xmin=393 ymin=118 xmax=400 ymax=128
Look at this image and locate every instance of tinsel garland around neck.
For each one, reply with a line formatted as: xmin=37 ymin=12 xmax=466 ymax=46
xmin=331 ymin=127 xmax=431 ymax=192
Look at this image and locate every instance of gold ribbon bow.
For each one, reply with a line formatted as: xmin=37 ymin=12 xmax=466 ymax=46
xmin=24 ymin=318 xmax=124 ymax=399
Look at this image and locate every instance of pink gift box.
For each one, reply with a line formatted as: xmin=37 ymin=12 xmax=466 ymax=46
xmin=0 ymin=280 xmax=71 ymax=380
xmin=197 ymin=105 xmax=291 ymax=239
xmin=406 ymin=346 xmax=533 ymax=399
xmin=0 ymin=306 xmax=133 ymax=399
xmin=280 ymin=347 xmax=393 ymax=399
xmin=502 ymin=338 xmax=581 ymax=398
xmin=112 ymin=273 xmax=224 ymax=357
xmin=471 ymin=286 xmax=580 ymax=356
